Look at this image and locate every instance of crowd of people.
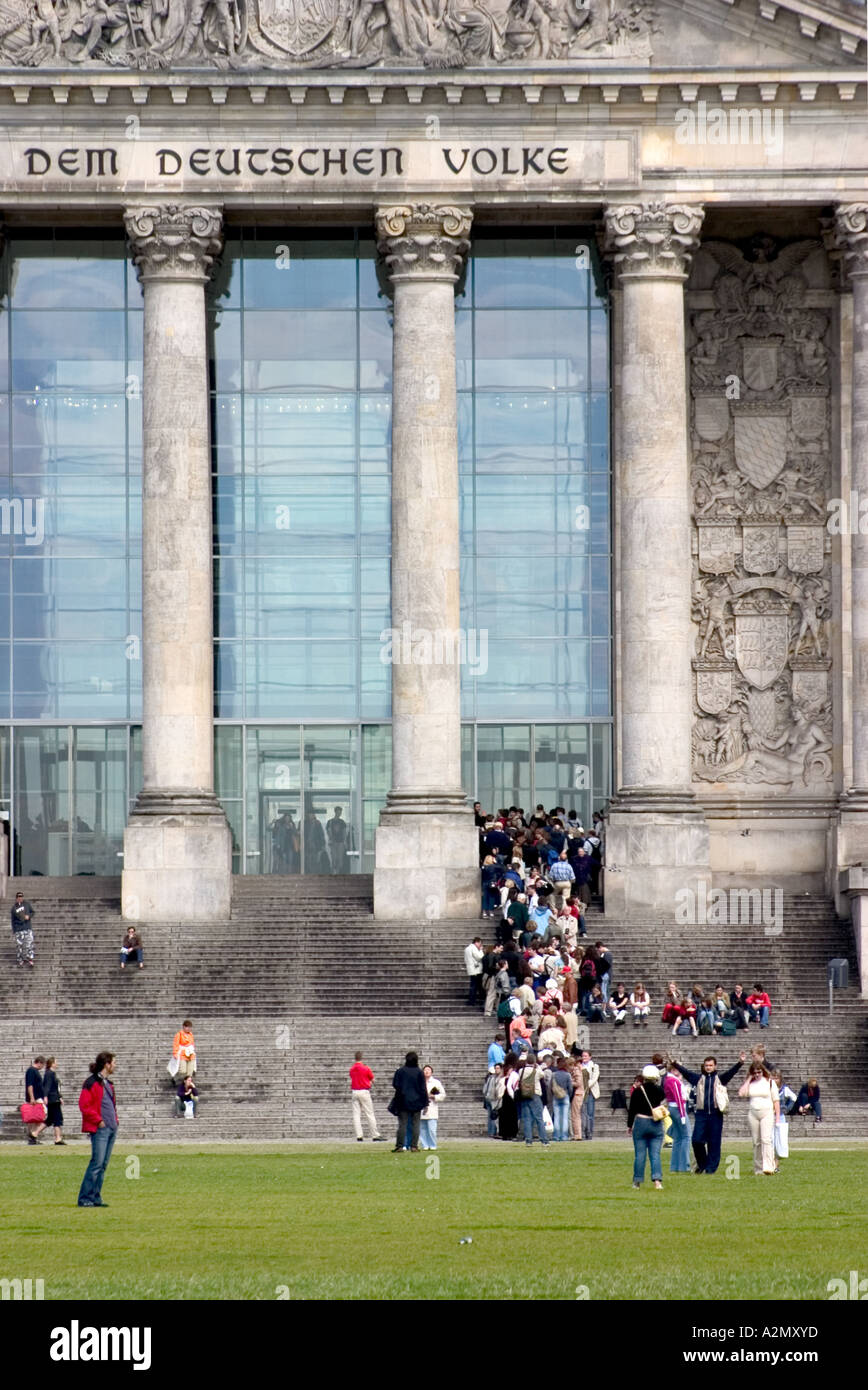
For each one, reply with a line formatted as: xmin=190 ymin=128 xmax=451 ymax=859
xmin=477 ymin=804 xmax=603 ymax=922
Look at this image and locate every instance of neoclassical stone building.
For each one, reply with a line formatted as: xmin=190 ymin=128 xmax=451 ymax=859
xmin=0 ymin=1 xmax=865 ymax=962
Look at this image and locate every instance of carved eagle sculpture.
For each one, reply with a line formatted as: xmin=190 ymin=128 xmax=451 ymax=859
xmin=701 ymin=237 xmax=818 ymax=314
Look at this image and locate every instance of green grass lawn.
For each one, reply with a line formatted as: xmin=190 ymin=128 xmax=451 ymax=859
xmin=1 ymin=1140 xmax=865 ymax=1300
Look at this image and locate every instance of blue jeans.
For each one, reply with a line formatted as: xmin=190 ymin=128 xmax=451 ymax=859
xmin=522 ymin=1095 xmax=549 ymax=1145
xmin=599 ymin=973 xmax=611 ymax=1003
xmin=582 ymin=1091 xmax=595 ymax=1139
xmin=484 ymin=1101 xmax=498 ymax=1137
xmin=668 ymin=1105 xmax=692 ymax=1172
xmin=632 ymin=1116 xmax=663 ymax=1184
xmin=552 ymin=1097 xmax=570 ymax=1141
xmin=78 ymin=1126 xmax=116 ymax=1205
xmin=419 ymin=1118 xmax=438 ymax=1149
xmin=750 ymin=1005 xmax=769 ymax=1027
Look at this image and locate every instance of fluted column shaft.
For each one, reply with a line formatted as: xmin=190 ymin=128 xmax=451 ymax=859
xmin=602 ymin=201 xmax=710 ymax=916
xmin=373 ymin=203 xmax=478 ymax=920
xmin=605 ymin=201 xmax=704 ymax=799
xmin=122 ymin=203 xmax=231 ymax=922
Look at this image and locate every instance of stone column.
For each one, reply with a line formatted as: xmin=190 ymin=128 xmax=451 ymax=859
xmin=121 ymin=204 xmax=232 ymax=922
xmin=835 ymin=204 xmax=868 ymax=870
xmin=603 ymin=201 xmax=710 ymax=916
xmin=373 ymin=203 xmax=479 ymax=921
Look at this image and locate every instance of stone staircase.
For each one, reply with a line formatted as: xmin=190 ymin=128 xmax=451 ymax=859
xmin=1 ymin=876 xmax=866 ymax=1141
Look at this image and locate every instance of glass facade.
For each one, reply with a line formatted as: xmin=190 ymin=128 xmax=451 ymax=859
xmin=0 ymin=229 xmax=612 ymax=875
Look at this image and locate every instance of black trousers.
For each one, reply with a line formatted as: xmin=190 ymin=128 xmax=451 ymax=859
xmin=396 ymin=1111 xmax=421 ymax=1149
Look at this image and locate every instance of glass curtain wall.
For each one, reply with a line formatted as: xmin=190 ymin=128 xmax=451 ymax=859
xmin=0 ymin=230 xmax=612 ymax=877
xmin=457 ymin=230 xmax=611 ymax=721
xmin=208 ymin=228 xmax=392 ymax=722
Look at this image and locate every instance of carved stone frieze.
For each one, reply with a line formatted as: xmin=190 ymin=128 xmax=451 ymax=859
xmin=0 ymin=0 xmax=656 ymax=70
xmin=689 ymin=233 xmax=834 ymax=791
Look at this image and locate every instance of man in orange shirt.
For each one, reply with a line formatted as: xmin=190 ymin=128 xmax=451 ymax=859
xmin=173 ymin=1020 xmax=197 ymax=1079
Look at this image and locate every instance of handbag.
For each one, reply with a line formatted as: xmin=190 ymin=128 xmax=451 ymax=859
xmin=720 ymin=1018 xmax=737 ymax=1036
xmin=640 ymin=1086 xmax=667 ymax=1123
xmin=167 ymin=1055 xmax=180 ymax=1078
xmin=21 ymin=1102 xmax=47 ymax=1124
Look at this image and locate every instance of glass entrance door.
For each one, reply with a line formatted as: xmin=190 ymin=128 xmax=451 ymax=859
xmin=301 ymin=727 xmax=360 ymax=874
xmin=243 ymin=724 xmax=360 ymax=874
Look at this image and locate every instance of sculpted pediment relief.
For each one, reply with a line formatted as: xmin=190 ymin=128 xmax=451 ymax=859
xmin=0 ymin=0 xmax=862 ymax=71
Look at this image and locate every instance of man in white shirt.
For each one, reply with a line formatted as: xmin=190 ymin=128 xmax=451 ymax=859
xmin=464 ymin=936 xmax=484 ymax=1006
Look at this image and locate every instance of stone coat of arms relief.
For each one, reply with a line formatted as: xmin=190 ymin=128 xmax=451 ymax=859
xmin=689 ymin=235 xmax=834 ymax=792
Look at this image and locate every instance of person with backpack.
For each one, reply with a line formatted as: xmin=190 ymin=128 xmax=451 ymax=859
xmin=483 ymin=1064 xmax=504 ymax=1137
xmin=547 ymin=1055 xmax=574 ymax=1141
xmin=518 ymin=1053 xmax=550 ymax=1146
xmin=672 ymin=1053 xmax=746 ymax=1174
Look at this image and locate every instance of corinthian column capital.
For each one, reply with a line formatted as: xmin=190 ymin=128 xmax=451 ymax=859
xmin=604 ymin=201 xmax=704 ymax=281
xmin=124 ymin=204 xmax=223 ymax=284
xmin=375 ymin=203 xmax=472 ymax=284
xmin=833 ymin=203 xmax=868 ymax=282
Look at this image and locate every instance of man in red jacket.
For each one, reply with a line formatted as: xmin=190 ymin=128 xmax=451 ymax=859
xmin=77 ymin=1052 xmax=118 ymax=1208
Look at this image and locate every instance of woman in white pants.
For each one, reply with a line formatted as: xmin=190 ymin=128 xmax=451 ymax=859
xmin=738 ymin=1062 xmax=780 ymax=1175
xmin=419 ymin=1066 xmax=445 ymax=1151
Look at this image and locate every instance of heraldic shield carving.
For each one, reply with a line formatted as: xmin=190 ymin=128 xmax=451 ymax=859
xmin=257 ymin=0 xmax=341 ymax=56
xmin=733 ymin=598 xmax=790 ymax=691
xmin=732 ymin=407 xmax=788 ymax=490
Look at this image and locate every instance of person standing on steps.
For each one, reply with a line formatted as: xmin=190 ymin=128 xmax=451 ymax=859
xmin=389 ymin=1050 xmax=429 ymax=1152
xmin=172 ymin=1020 xmax=197 ymax=1080
xmin=349 ymin=1051 xmax=385 ymax=1142
xmin=464 ymin=936 xmax=484 ymax=1005
xmin=11 ymin=890 xmax=35 ymax=968
xmin=77 ymin=1052 xmax=118 ymax=1208
xmin=43 ymin=1056 xmax=66 ymax=1145
xmin=673 ymin=1052 xmax=746 ymax=1175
